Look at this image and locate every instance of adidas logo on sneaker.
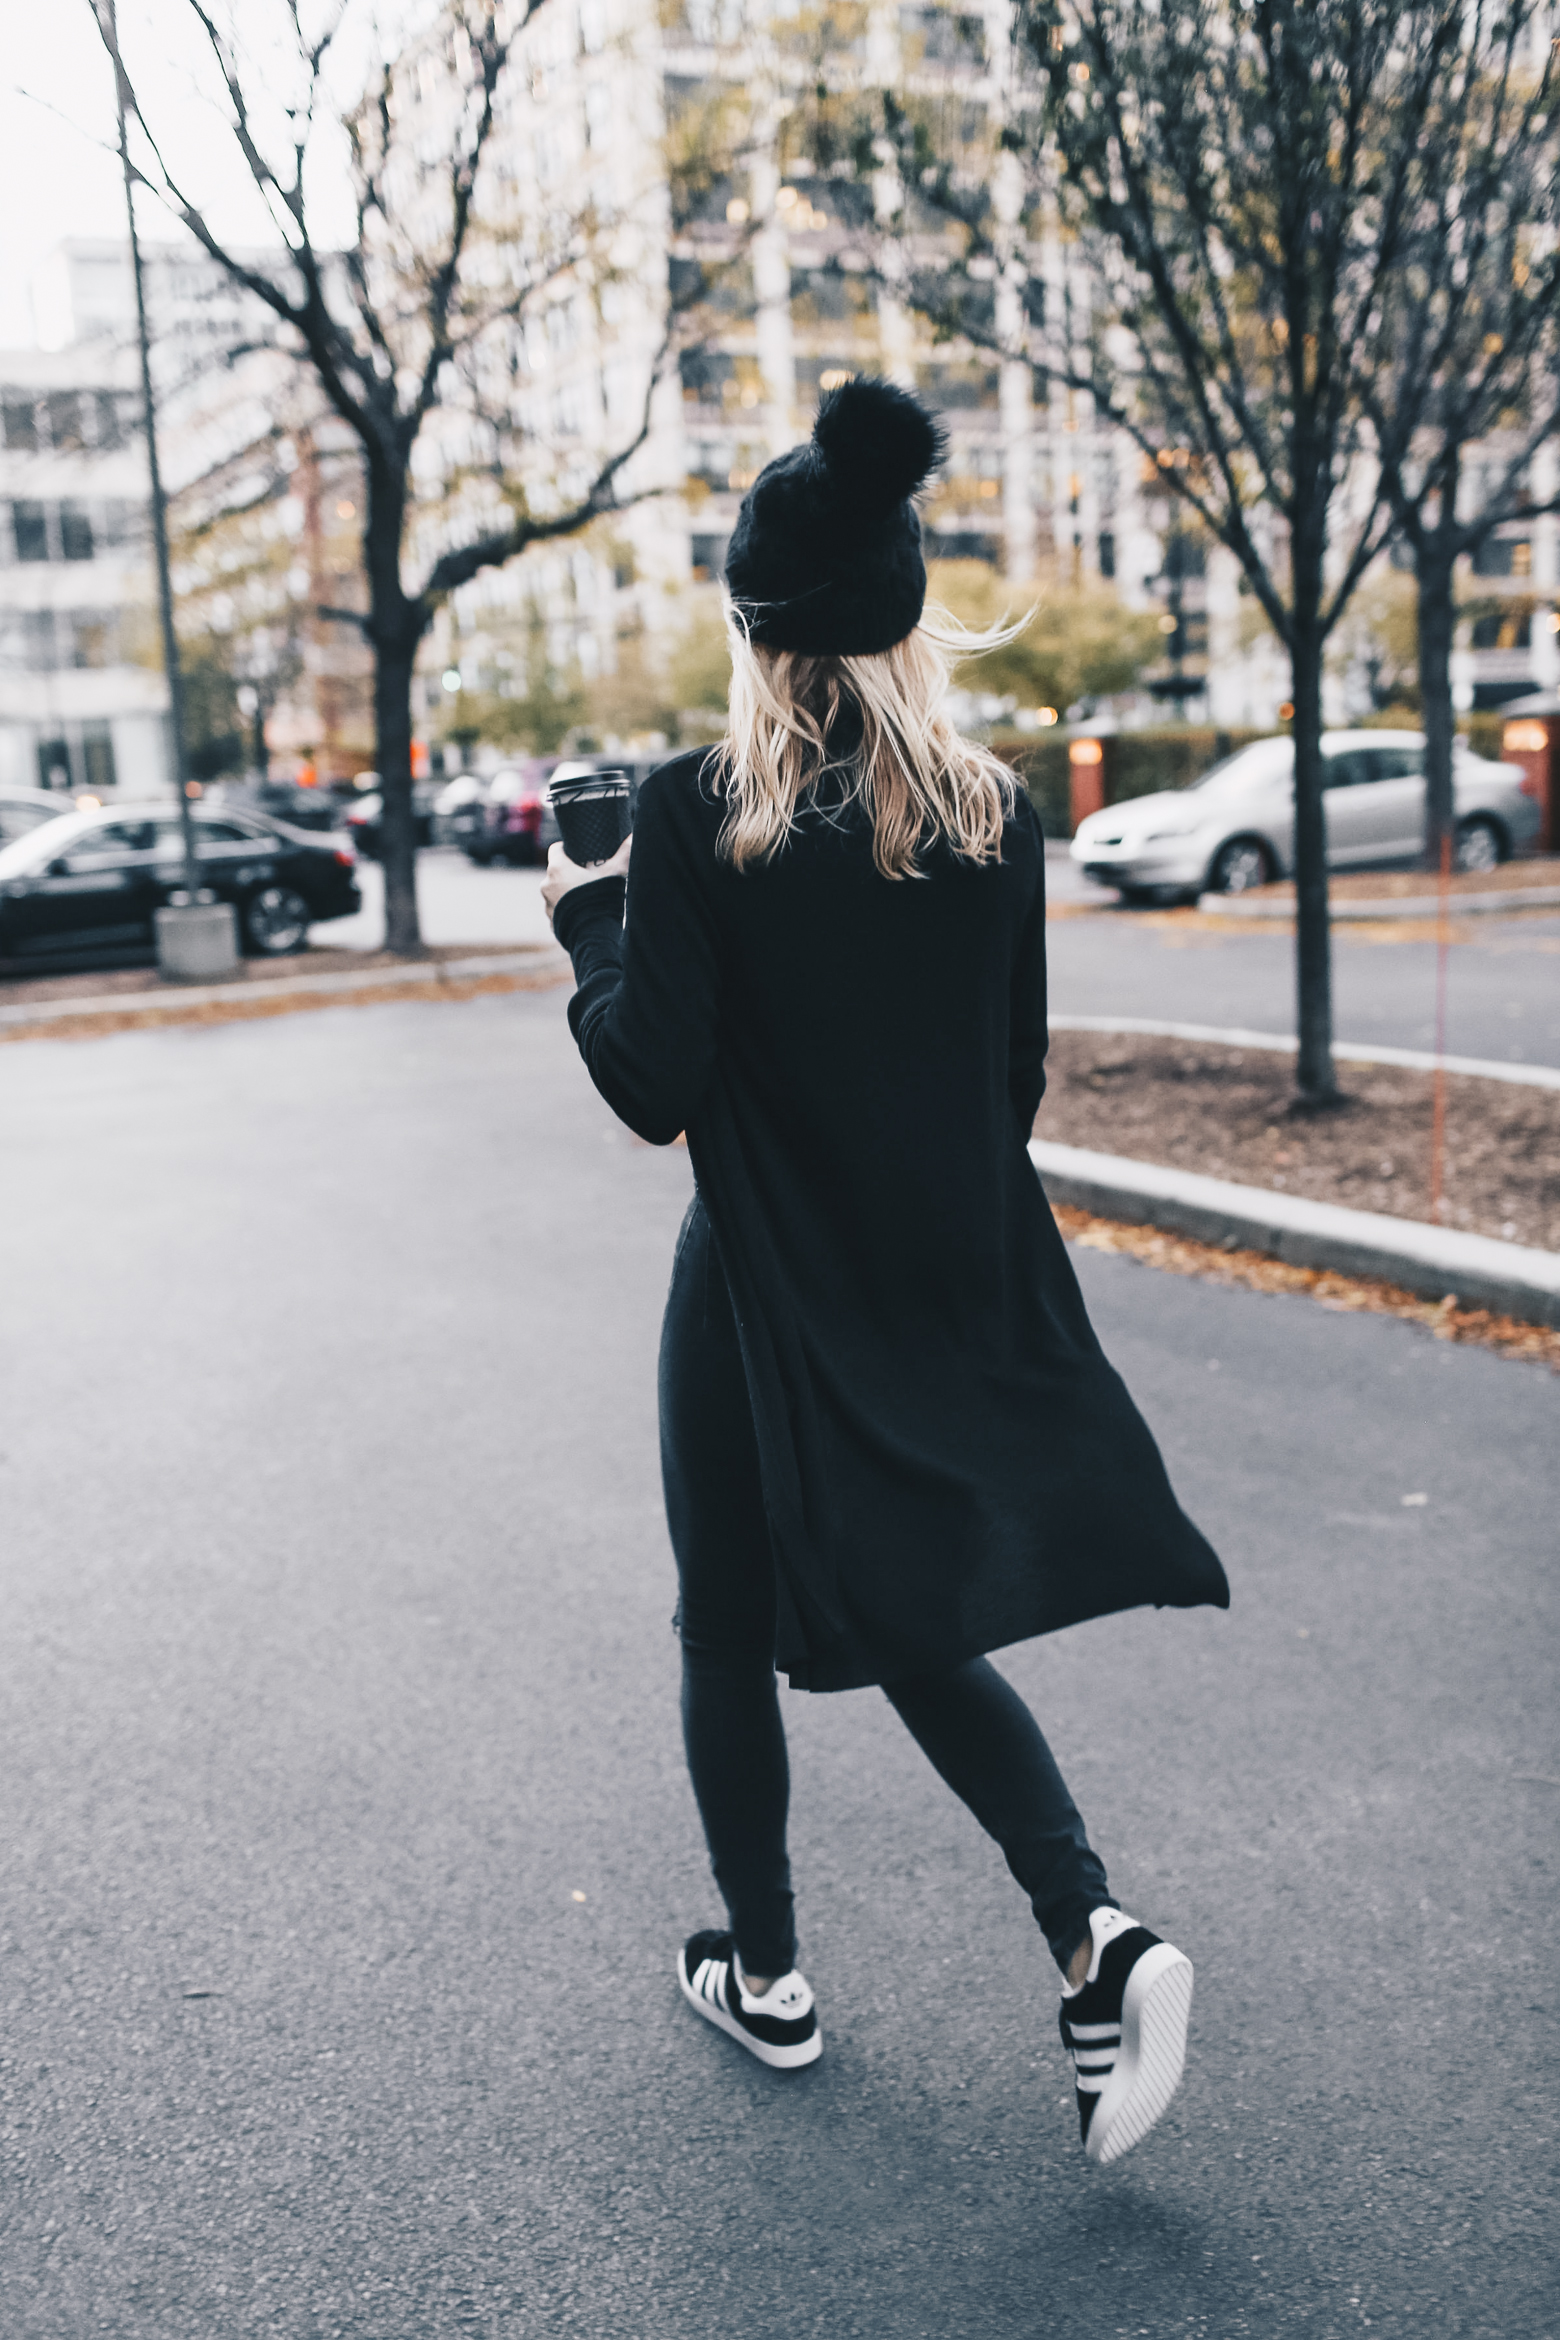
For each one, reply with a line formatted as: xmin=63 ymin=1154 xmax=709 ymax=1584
xmin=1058 ymin=1906 xmax=1193 ymax=2165
xmin=677 ymin=1930 xmax=823 ymax=2069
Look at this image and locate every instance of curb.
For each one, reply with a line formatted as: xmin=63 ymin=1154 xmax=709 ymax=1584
xmin=1197 ymin=885 xmax=1560 ymax=921
xmin=1046 ymin=1015 xmax=1560 ymax=1092
xmin=0 ymin=948 xmax=564 ymax=1031
xmin=1030 ymin=1139 xmax=1560 ymax=1329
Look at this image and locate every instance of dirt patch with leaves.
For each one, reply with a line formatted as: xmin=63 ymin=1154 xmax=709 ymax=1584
xmin=1036 ymin=1031 xmax=1560 ymax=1252
xmin=0 ymin=940 xmax=549 ymax=1012
xmin=1051 ymin=1204 xmax=1558 ymax=1370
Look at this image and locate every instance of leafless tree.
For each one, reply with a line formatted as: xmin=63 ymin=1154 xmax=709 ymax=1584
xmin=1364 ymin=8 xmax=1560 ymax=867
xmin=871 ymin=0 xmax=1481 ymax=1103
xmin=93 ymin=0 xmax=731 ymax=952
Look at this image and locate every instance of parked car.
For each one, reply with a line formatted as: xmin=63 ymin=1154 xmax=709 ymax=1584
xmin=0 ymin=805 xmax=360 ymax=965
xmin=344 ymin=782 xmax=439 ymax=859
xmin=250 ymin=779 xmax=346 ymax=832
xmin=452 ymin=755 xmax=665 ymax=866
xmin=1069 ymin=730 xmax=1543 ymax=901
xmin=0 ymin=787 xmax=83 ymax=846
xmin=464 ymin=760 xmax=561 ymax=865
xmin=431 ymin=774 xmax=488 ymax=849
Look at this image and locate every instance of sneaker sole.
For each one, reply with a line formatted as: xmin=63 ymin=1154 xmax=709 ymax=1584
xmin=1085 ymin=1944 xmax=1193 ymax=2166
xmin=676 ymin=1950 xmax=824 ymax=2070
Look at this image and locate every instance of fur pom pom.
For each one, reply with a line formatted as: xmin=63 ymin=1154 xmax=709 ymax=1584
xmin=811 ymin=376 xmax=945 ymax=510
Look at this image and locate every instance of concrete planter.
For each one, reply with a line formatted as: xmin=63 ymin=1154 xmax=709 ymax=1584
xmin=156 ymin=901 xmax=240 ymax=983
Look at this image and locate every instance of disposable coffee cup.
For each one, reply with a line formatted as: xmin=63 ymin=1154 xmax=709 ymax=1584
xmin=550 ymin=770 xmax=632 ymax=866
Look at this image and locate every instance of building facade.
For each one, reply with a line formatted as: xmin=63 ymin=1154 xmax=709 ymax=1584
xmin=0 ymin=339 xmax=169 ymax=799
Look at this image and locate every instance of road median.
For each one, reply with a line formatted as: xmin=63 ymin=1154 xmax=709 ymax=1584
xmin=1032 ymin=1138 xmax=1560 ymax=1330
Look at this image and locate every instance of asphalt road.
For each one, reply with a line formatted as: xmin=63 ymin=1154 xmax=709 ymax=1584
xmin=2 ymin=988 xmax=1555 ymax=2338
xmin=1044 ymin=904 xmax=1560 ymax=1071
xmin=330 ymin=851 xmax=1560 ymax=1068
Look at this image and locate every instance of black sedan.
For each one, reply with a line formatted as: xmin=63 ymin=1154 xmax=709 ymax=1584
xmin=0 ymin=805 xmax=361 ymax=967
xmin=0 ymin=787 xmax=81 ymax=847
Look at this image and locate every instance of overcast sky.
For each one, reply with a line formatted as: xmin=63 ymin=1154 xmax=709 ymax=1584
xmin=1 ymin=1 xmax=401 ymax=349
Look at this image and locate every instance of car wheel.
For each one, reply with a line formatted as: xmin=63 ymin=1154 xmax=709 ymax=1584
xmin=243 ymin=885 xmax=310 ymax=955
xmin=1454 ymin=816 xmax=1503 ymax=875
xmin=1208 ymin=837 xmax=1273 ymax=894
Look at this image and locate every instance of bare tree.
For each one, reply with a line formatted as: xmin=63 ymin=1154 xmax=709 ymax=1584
xmin=866 ymin=1 xmax=1474 ymax=1102
xmin=92 ymin=0 xmax=730 ymax=952
xmin=1364 ymin=8 xmax=1560 ymax=868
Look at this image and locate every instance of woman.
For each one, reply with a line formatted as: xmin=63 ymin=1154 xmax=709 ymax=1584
xmin=543 ymin=378 xmax=1228 ymax=2167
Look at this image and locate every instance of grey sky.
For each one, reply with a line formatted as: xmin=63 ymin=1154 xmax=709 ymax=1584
xmin=2 ymin=0 xmax=397 ymax=349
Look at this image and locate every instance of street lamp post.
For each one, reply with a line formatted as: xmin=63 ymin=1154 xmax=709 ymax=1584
xmin=105 ymin=0 xmax=238 ymax=981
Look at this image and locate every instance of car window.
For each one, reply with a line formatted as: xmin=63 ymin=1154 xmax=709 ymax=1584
xmin=61 ymin=819 xmax=158 ymax=866
xmin=1322 ymin=751 xmax=1371 ymax=789
xmin=1187 ymin=739 xmax=1293 ymax=791
xmin=193 ymin=820 xmax=253 ymax=844
xmin=1361 ymin=746 xmax=1424 ymax=781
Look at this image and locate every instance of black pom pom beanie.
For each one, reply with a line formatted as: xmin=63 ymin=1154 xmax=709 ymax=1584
xmin=723 ymin=377 xmax=947 ymax=657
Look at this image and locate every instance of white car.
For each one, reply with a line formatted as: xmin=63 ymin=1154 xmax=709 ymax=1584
xmin=1069 ymin=729 xmax=1543 ymax=901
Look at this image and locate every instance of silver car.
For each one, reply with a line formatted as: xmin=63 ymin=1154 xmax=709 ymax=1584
xmin=1069 ymin=729 xmax=1542 ymax=900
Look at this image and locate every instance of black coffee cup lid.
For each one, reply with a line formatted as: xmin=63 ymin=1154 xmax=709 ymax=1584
xmin=550 ymin=769 xmax=629 ymax=802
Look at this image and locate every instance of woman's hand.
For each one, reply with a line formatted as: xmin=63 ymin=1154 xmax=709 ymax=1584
xmin=542 ymin=832 xmax=632 ymax=927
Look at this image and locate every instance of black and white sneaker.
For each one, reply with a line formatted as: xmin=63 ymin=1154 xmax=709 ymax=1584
xmin=1058 ymin=1906 xmax=1193 ymax=2165
xmin=677 ymin=1930 xmax=823 ymax=2070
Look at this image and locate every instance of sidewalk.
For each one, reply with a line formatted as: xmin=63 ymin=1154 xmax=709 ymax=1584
xmin=1200 ymin=853 xmax=1560 ymax=920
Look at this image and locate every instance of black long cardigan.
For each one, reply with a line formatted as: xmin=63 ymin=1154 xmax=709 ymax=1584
xmin=554 ymin=748 xmax=1228 ymax=1691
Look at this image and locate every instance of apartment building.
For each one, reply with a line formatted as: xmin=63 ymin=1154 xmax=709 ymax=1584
xmin=2 ymin=240 xmax=369 ymax=802
xmin=405 ymin=0 xmax=1272 ymax=733
xmin=422 ymin=0 xmax=1560 ymax=739
xmin=0 ymin=339 xmax=168 ymax=799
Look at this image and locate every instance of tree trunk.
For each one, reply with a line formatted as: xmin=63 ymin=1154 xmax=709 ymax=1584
xmin=363 ymin=454 xmax=426 ymax=958
xmin=1289 ymin=615 xmax=1337 ymax=1104
xmin=374 ymin=637 xmax=423 ymax=956
xmin=1416 ymin=547 xmax=1458 ymax=871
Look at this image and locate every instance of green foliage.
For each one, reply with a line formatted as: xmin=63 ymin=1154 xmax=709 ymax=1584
xmin=445 ymin=590 xmax=732 ymax=756
xmin=928 ymin=561 xmax=1163 ymax=712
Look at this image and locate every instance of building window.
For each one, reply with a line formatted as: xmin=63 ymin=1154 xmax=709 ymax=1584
xmin=37 ymin=737 xmax=72 ymax=790
xmin=60 ymin=501 xmax=95 ymax=562
xmin=2 ymin=398 xmax=38 ymax=451
xmin=12 ymin=501 xmax=49 ymax=561
xmin=82 ymin=727 xmax=118 ymax=795
xmin=46 ymin=393 xmax=87 ymax=453
xmin=925 ymin=529 xmax=999 ymax=563
xmin=21 ymin=610 xmax=59 ymax=667
xmin=68 ymin=611 xmax=117 ymax=667
xmin=1470 ymin=610 xmax=1531 ymax=650
xmin=96 ymin=392 xmax=127 ymax=452
xmin=1098 ymin=531 xmax=1116 ymax=579
xmin=1473 ymin=538 xmax=1532 ymax=579
xmin=691 ymin=533 xmax=728 ymax=581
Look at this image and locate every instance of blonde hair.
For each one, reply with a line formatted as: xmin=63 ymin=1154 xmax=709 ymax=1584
xmin=714 ymin=604 xmax=1024 ymax=880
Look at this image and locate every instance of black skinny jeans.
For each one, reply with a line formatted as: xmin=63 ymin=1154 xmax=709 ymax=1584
xmin=659 ymin=1199 xmax=1114 ymax=1981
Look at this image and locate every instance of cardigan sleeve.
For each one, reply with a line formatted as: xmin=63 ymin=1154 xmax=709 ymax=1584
xmin=1007 ymin=797 xmax=1050 ymax=1137
xmin=555 ymin=767 xmax=727 ymax=1146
